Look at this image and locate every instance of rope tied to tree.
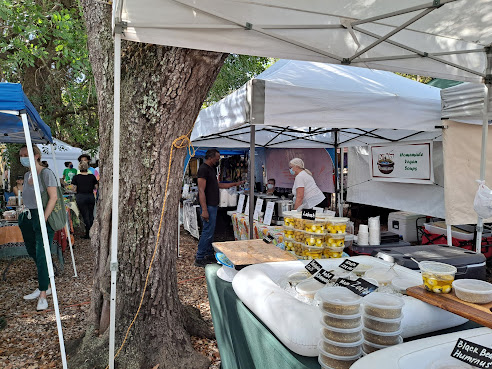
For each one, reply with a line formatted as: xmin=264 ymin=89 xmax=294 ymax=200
xmin=108 ymin=133 xmax=195 ymax=367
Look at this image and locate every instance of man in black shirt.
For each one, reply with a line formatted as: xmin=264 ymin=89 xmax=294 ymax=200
xmin=195 ymin=149 xmax=243 ymax=267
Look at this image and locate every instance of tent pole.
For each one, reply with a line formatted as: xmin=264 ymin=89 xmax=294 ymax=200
xmin=50 ymin=145 xmax=77 ymax=277
xmin=21 ymin=113 xmax=67 ymax=369
xmin=446 ymin=224 xmax=452 ymax=246
xmin=339 ymin=147 xmax=344 ymax=216
xmin=108 ymin=31 xmax=122 ymax=369
xmin=334 ymin=130 xmax=339 ymax=215
xmin=249 ymin=125 xmax=255 ymax=239
xmin=475 ymin=47 xmax=492 ymax=253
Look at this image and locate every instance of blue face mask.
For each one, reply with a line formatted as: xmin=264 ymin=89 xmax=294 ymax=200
xmin=20 ymin=157 xmax=31 ymax=168
xmin=289 ymin=168 xmax=295 ymax=175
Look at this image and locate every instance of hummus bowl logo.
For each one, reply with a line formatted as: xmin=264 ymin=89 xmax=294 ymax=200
xmin=377 ymin=153 xmax=394 ymax=174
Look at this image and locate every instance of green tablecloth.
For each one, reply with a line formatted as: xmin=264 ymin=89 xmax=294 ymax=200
xmin=205 ymin=264 xmax=320 ymax=369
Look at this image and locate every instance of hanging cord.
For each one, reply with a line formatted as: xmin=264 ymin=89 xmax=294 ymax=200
xmin=107 ymin=133 xmax=195 ymax=368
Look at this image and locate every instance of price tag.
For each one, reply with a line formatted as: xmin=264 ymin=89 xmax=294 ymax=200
xmin=313 ymin=269 xmax=335 ymax=285
xmin=263 ymin=201 xmax=275 ymax=226
xmin=305 ymin=260 xmax=322 ymax=275
xmin=244 ymin=196 xmax=250 ymax=215
xmin=338 ymin=259 xmax=359 ymax=272
xmin=237 ymin=194 xmax=245 ymax=213
xmin=301 ymin=208 xmax=316 ymax=220
xmin=451 ymin=338 xmax=492 ymax=368
xmin=333 ymin=277 xmax=353 ymax=288
xmin=345 ymin=278 xmax=378 ymax=297
xmin=253 ymin=198 xmax=264 ymax=221
xmin=263 ymin=234 xmax=274 ymax=244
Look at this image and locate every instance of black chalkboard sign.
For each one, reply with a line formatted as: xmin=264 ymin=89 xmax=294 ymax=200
xmin=345 ymin=278 xmax=378 ymax=297
xmin=451 ymin=338 xmax=492 ymax=368
xmin=314 ymin=269 xmax=335 ymax=285
xmin=263 ymin=234 xmax=274 ymax=243
xmin=305 ymin=260 xmax=322 ymax=275
xmin=338 ymin=259 xmax=359 ymax=272
xmin=333 ymin=277 xmax=353 ymax=288
xmin=301 ymin=209 xmax=316 ymax=220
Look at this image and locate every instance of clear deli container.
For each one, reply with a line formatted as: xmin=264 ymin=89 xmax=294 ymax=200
xmin=320 ymin=322 xmax=363 ymax=343
xmin=391 ymin=277 xmax=420 ymax=295
xmin=327 ymin=217 xmax=349 ymax=234
xmin=319 ymin=337 xmax=363 ymax=358
xmin=295 ymin=278 xmax=324 ymax=299
xmin=362 ymin=336 xmax=403 ymax=354
xmin=362 ymin=326 xmax=403 ymax=346
xmin=452 ymin=279 xmax=492 ymax=304
xmin=301 ymin=244 xmax=324 ymax=260
xmin=282 ymin=211 xmax=298 ymax=228
xmin=304 ymin=232 xmax=326 ymax=247
xmin=362 ymin=314 xmax=403 ymax=332
xmin=419 ymin=261 xmax=457 ymax=294
xmin=324 ymin=246 xmax=344 ymax=259
xmin=325 ymin=233 xmax=346 ymax=247
xmin=304 ymin=219 xmax=327 ymax=233
xmin=293 ymin=229 xmax=305 ymax=243
xmin=318 ymin=351 xmax=361 ymax=369
xmin=316 ymin=286 xmax=362 ymax=315
xmin=322 ymin=310 xmax=362 ymax=329
xmin=363 ymin=292 xmax=404 ymax=319
xmin=364 ymin=267 xmax=397 ymax=287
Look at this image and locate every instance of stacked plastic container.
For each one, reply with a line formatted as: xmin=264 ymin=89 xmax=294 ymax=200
xmin=324 ymin=217 xmax=349 ymax=260
xmin=317 ymin=287 xmax=363 ymax=369
xmin=361 ymin=292 xmax=404 ymax=354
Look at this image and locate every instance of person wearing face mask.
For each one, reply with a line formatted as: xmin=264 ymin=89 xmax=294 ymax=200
xmin=265 ymin=178 xmax=280 ymax=197
xmin=195 ymin=149 xmax=244 ymax=267
xmin=289 ymin=158 xmax=328 ymax=210
xmin=17 ymin=145 xmax=58 ymax=311
xmin=77 ymin=154 xmax=96 ymax=175
xmin=61 ymin=161 xmax=77 ymax=186
xmin=71 ymin=161 xmax=98 ymax=239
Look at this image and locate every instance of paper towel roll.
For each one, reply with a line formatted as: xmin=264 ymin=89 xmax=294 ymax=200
xmin=358 ymin=225 xmax=369 ymax=245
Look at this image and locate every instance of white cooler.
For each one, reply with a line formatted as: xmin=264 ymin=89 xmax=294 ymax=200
xmin=387 ymin=211 xmax=426 ymax=243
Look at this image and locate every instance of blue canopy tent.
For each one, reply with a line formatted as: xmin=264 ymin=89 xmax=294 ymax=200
xmin=0 ymin=83 xmax=68 ymax=369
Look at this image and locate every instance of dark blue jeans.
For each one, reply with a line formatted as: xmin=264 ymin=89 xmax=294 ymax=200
xmin=196 ymin=205 xmax=218 ymax=260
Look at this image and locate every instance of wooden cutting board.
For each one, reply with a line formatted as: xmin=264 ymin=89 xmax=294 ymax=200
xmin=407 ymin=285 xmax=492 ymax=328
xmin=213 ymin=239 xmax=297 ymax=267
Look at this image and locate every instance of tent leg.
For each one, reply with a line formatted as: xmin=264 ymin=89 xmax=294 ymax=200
xmin=446 ymin=224 xmax=452 ymax=246
xmin=475 ymin=48 xmax=492 ymax=254
xmin=334 ymin=131 xmax=339 ymax=216
xmin=50 ymin=145 xmax=77 ymax=278
xmin=109 ymin=31 xmax=122 ymax=369
xmin=21 ymin=113 xmax=67 ymax=369
xmin=249 ymin=125 xmax=255 ymax=239
xmin=339 ymin=147 xmax=344 ymax=216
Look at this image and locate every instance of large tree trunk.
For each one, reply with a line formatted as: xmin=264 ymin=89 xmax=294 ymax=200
xmin=69 ymin=2 xmax=227 ymax=368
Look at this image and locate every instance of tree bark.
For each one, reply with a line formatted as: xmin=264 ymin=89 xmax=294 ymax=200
xmin=69 ymin=2 xmax=227 ymax=368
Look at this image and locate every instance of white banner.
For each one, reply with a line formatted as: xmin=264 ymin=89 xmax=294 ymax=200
xmin=370 ymin=141 xmax=434 ymax=184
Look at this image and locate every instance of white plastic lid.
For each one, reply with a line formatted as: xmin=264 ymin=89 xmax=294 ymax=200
xmin=452 ymin=279 xmax=492 ymax=294
xmin=362 ymin=313 xmax=404 ymax=323
xmin=419 ymin=261 xmax=457 ymax=275
xmin=320 ymin=321 xmax=364 ymax=334
xmin=362 ymin=326 xmax=403 ymax=336
xmin=363 ymin=292 xmax=405 ymax=310
xmin=318 ymin=336 xmax=364 ymax=349
xmin=362 ymin=336 xmax=403 ymax=350
xmin=315 ymin=286 xmax=363 ymax=305
xmin=318 ymin=345 xmax=362 ymax=361
xmin=296 ymin=278 xmax=324 ymax=295
xmin=322 ymin=310 xmax=362 ymax=320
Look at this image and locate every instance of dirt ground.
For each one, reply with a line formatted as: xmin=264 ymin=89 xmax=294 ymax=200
xmin=0 ymin=228 xmax=220 ymax=369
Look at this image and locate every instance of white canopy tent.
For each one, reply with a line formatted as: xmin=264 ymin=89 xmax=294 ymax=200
xmin=38 ymin=138 xmax=83 ymax=178
xmin=111 ymin=1 xmax=492 ymax=367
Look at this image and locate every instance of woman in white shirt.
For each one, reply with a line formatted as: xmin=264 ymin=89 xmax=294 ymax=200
xmin=289 ymin=158 xmax=328 ymax=210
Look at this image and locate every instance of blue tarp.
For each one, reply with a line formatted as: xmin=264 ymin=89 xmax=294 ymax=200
xmin=0 ymin=83 xmax=53 ymax=143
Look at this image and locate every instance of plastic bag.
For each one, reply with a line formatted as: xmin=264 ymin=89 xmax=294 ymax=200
xmin=474 ymin=180 xmax=492 ymax=219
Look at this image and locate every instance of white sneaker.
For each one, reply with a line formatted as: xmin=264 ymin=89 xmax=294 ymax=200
xmin=23 ymin=287 xmax=52 ymax=300
xmin=36 ymin=297 xmax=48 ymax=311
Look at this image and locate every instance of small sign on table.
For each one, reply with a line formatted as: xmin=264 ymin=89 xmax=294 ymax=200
xmin=237 ymin=194 xmax=245 ymax=213
xmin=263 ymin=201 xmax=275 ymax=226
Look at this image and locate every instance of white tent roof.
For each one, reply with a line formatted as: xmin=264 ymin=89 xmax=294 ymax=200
xmin=113 ymin=0 xmax=492 ymax=83
xmin=191 ymin=60 xmax=442 ymax=148
xmin=38 ymin=138 xmax=83 ymax=160
xmin=441 ymin=82 xmax=492 ymax=124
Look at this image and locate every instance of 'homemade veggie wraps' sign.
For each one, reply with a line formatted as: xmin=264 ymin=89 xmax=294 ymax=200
xmin=370 ymin=141 xmax=434 ymax=184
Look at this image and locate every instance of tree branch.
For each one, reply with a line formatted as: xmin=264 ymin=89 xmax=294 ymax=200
xmin=51 ymin=103 xmax=97 ymax=119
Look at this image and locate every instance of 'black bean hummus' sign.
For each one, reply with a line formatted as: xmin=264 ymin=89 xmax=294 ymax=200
xmin=451 ymin=338 xmax=492 ymax=368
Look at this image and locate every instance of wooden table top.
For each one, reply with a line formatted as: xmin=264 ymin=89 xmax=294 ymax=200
xmin=407 ymin=285 xmax=492 ymax=329
xmin=213 ymin=239 xmax=297 ymax=267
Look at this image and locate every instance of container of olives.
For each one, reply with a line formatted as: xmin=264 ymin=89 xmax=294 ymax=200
xmin=293 ymin=230 xmax=305 ymax=243
xmin=325 ymin=233 xmax=346 ymax=247
xmin=302 ymin=244 xmax=324 ymax=259
xmin=293 ymin=217 xmax=306 ymax=230
xmin=419 ymin=261 xmax=457 ymax=294
xmin=290 ymin=241 xmax=303 ymax=256
xmin=304 ymin=219 xmax=327 ymax=233
xmin=324 ymin=246 xmax=344 ymax=259
xmin=282 ymin=211 xmax=298 ymax=228
xmin=304 ymin=232 xmax=326 ymax=247
xmin=363 ymin=292 xmax=404 ymax=319
xmin=327 ymin=217 xmax=349 ymax=234
xmin=319 ymin=337 xmax=363 ymax=358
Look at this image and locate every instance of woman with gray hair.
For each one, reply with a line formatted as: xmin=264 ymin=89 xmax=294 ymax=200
xmin=71 ymin=161 xmax=98 ymax=239
xmin=289 ymin=158 xmax=328 ymax=210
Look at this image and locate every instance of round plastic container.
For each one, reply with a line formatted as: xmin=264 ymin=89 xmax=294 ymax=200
xmin=295 ymin=278 xmax=324 ymax=299
xmin=293 ymin=217 xmax=306 ymax=230
xmin=426 ymin=358 xmax=473 ymax=369
xmin=364 ymin=267 xmax=397 ymax=287
xmin=318 ymin=352 xmax=361 ymax=369
xmin=304 ymin=219 xmax=327 ymax=233
xmin=293 ymin=230 xmax=305 ymax=243
xmin=325 ymin=233 xmax=346 ymax=247
xmin=324 ymin=246 xmax=344 ymax=259
xmin=391 ymin=277 xmax=420 ymax=295
xmin=283 ymin=228 xmax=295 ymax=238
xmin=304 ymin=232 xmax=326 ymax=247
xmin=316 ymin=286 xmax=362 ymax=315
xmin=363 ymin=292 xmax=404 ymax=319
xmin=419 ymin=261 xmax=457 ymax=294
xmin=327 ymin=217 xmax=349 ymax=234
xmin=291 ymin=241 xmax=303 ymax=256
xmin=452 ymin=279 xmax=492 ymax=304
xmin=362 ymin=314 xmax=403 ymax=332
xmin=362 ymin=336 xmax=403 ymax=354
xmin=322 ymin=310 xmax=362 ymax=329
xmin=283 ymin=239 xmax=296 ymax=252
xmin=320 ymin=322 xmax=363 ymax=343
xmin=362 ymin=326 xmax=403 ymax=345
xmin=352 ymin=264 xmax=373 ymax=277
xmin=285 ymin=270 xmax=312 ymax=287
xmin=301 ymin=244 xmax=324 ymax=259
xmin=282 ymin=211 xmax=298 ymax=228
xmin=319 ymin=337 xmax=363 ymax=358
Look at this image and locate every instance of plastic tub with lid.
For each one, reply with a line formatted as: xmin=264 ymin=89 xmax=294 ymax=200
xmin=364 ymin=267 xmax=398 ymax=287
xmin=362 ymin=314 xmax=403 ymax=332
xmin=325 ymin=233 xmax=346 ymax=247
xmin=324 ymin=245 xmax=344 ymax=259
xmin=363 ymin=292 xmax=404 ymax=319
xmin=304 ymin=232 xmax=326 ymax=247
xmin=362 ymin=326 xmax=403 ymax=345
xmin=361 ymin=336 xmax=403 ymax=354
xmin=322 ymin=310 xmax=362 ymax=329
xmin=316 ymin=286 xmax=362 ymax=315
xmin=301 ymin=244 xmax=324 ymax=259
xmin=295 ymin=277 xmax=324 ymax=299
xmin=327 ymin=217 xmax=349 ymax=234
xmin=282 ymin=211 xmax=298 ymax=228
xmin=304 ymin=219 xmax=327 ymax=233
xmin=318 ymin=338 xmax=363 ymax=360
xmin=419 ymin=261 xmax=457 ymax=294
xmin=452 ymin=279 xmax=492 ymax=304
xmin=320 ymin=321 xmax=363 ymax=343
xmin=319 ymin=351 xmax=361 ymax=369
